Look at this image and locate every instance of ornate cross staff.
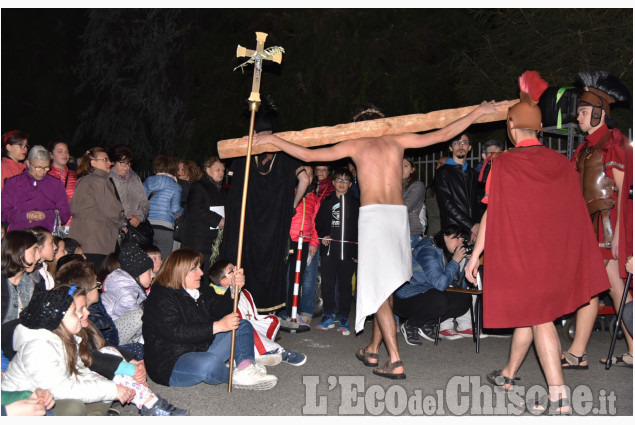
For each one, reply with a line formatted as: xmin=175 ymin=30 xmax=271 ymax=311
xmin=227 ymin=31 xmax=283 ymax=393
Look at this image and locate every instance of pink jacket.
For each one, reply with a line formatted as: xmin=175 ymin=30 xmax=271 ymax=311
xmin=289 ymin=191 xmax=320 ymax=247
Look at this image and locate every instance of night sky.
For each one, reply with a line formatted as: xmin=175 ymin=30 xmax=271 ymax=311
xmin=2 ymin=6 xmax=632 ymax=173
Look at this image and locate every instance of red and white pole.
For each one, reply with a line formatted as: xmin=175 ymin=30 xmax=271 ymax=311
xmin=290 ymin=234 xmax=303 ymax=322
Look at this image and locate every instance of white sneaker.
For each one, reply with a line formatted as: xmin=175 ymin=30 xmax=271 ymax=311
xmin=232 ymin=364 xmax=278 ymax=390
xmin=255 ymin=350 xmax=283 ymax=366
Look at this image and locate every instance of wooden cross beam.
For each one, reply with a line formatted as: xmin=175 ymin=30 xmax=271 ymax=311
xmin=217 ymin=99 xmax=519 ymax=159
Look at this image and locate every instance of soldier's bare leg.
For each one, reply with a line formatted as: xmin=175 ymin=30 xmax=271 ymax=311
xmin=500 ymin=327 xmax=532 ymax=389
xmin=533 ymin=322 xmax=570 ymax=413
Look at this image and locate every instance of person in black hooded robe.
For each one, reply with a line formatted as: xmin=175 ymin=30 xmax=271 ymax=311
xmin=220 ymin=96 xmax=309 ymax=312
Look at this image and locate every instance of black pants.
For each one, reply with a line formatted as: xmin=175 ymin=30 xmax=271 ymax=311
xmin=393 ymin=289 xmax=471 ymax=329
xmin=321 ymin=254 xmax=356 ymax=318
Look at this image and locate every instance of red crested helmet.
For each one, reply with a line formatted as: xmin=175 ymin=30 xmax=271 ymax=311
xmin=506 ymin=71 xmax=548 ymax=145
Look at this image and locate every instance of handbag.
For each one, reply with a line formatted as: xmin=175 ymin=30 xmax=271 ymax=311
xmin=123 ymin=219 xmax=154 ymax=249
xmin=52 ymin=209 xmax=68 ymax=238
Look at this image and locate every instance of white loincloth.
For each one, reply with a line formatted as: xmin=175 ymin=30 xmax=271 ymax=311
xmin=237 ymin=289 xmax=282 ymax=356
xmin=355 ymin=204 xmax=412 ymax=333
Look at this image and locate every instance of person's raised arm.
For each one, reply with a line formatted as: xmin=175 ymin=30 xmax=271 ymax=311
xmin=293 ymin=165 xmax=311 ymax=209
xmin=398 ymin=100 xmax=509 ymax=150
xmin=252 ymin=133 xmax=353 ymax=163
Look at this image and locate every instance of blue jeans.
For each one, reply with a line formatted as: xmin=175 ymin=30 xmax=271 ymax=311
xmin=410 ymin=234 xmax=422 ymax=249
xmin=300 ymin=250 xmax=320 ymax=318
xmin=168 ymin=320 xmax=255 ymax=387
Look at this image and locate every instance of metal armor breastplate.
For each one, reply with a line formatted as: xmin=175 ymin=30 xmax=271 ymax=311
xmin=575 ymin=133 xmax=616 ymax=248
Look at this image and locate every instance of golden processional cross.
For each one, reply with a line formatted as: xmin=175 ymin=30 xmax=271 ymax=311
xmin=228 ymin=32 xmax=283 ymax=393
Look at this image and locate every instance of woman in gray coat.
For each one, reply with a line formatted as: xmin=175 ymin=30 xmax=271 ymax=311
xmin=69 ymin=148 xmax=126 ymax=268
xmin=108 ymin=145 xmax=149 ymax=227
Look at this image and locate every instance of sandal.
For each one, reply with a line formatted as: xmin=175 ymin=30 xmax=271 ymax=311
xmin=486 ymin=370 xmax=520 ymax=390
xmin=561 ymin=351 xmax=588 ymax=370
xmin=355 ymin=347 xmax=379 ymax=367
xmin=529 ymin=394 xmax=571 ymax=415
xmin=599 ymin=352 xmax=633 ymax=368
xmin=372 ymin=360 xmax=406 ymax=380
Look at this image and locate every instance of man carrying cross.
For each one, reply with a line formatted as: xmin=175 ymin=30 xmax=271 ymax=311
xmin=253 ymin=100 xmax=507 ymax=379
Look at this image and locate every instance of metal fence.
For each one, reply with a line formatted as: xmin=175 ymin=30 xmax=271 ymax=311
xmin=411 ymin=127 xmax=632 ymax=189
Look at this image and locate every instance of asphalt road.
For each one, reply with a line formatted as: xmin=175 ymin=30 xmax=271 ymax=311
xmin=115 ymin=313 xmax=633 ymax=417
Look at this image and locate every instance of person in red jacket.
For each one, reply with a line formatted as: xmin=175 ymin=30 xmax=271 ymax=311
xmin=281 ymin=165 xmax=319 ymax=327
xmin=1 ymin=130 xmax=28 ymax=193
xmin=47 ymin=139 xmax=77 ymax=229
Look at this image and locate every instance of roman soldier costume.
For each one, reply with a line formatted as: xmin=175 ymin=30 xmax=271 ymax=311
xmin=572 ymin=70 xmax=630 ymax=255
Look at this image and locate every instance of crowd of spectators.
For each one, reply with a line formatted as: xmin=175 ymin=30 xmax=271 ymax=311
xmin=1 ymin=111 xmax=631 ymax=415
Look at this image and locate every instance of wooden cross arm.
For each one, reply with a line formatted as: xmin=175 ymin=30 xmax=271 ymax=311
xmin=217 ymin=99 xmax=519 ymax=159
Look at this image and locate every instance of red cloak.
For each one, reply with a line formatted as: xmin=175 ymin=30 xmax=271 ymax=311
xmin=483 ymin=140 xmax=609 ymax=328
xmin=618 ymin=141 xmax=633 ymax=278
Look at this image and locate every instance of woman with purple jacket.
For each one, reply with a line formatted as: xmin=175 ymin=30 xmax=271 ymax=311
xmin=1 ymin=145 xmax=70 ymax=232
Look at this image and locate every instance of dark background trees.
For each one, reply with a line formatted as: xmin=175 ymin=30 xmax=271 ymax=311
xmin=2 ymin=8 xmax=632 ymax=174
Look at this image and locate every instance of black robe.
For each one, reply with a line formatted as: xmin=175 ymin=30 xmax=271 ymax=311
xmin=220 ymin=153 xmax=300 ymax=312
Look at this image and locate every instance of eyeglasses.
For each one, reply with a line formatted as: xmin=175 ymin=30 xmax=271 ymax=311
xmin=335 ymin=178 xmax=351 ymax=183
xmin=452 ymin=140 xmax=470 ymax=147
xmin=222 ymin=267 xmax=235 ymax=280
xmin=90 ymin=281 xmax=103 ymax=291
xmin=92 ymin=157 xmax=110 ymax=163
xmin=16 ymin=143 xmax=30 ymax=150
xmin=30 ymin=164 xmax=50 ymax=172
xmin=117 ymin=160 xmax=132 ymax=166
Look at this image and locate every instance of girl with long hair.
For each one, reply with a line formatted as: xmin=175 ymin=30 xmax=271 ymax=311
xmin=1 ymin=285 xmax=133 ymax=415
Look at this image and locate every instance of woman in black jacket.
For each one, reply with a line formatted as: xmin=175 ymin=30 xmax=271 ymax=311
xmin=142 ymin=248 xmax=277 ymax=390
xmin=181 ymin=156 xmax=226 ymax=274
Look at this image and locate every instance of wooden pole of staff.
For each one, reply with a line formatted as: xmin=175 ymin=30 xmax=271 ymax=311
xmin=227 ymin=99 xmax=259 ymax=392
xmin=227 ymin=31 xmax=281 ymax=393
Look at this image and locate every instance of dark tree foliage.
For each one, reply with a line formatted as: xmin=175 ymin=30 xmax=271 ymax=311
xmin=444 ymin=9 xmax=632 ymax=134
xmin=74 ymin=9 xmax=192 ymax=172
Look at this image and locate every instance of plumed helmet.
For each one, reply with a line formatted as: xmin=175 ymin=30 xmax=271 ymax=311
xmin=507 ymin=71 xmax=548 ymax=145
xmin=575 ymin=70 xmax=630 ymax=128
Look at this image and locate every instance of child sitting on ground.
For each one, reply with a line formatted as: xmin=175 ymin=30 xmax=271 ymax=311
xmin=1 ymin=286 xmax=132 ymax=415
xmin=26 ymin=227 xmax=57 ymax=290
xmin=102 ymin=243 xmax=154 ymax=345
xmin=62 ymin=237 xmax=83 ymax=257
xmin=209 ymin=259 xmax=307 ymax=366
xmin=143 ymin=245 xmax=163 ymax=286
xmin=57 ymin=258 xmax=143 ymax=360
xmin=68 ymin=277 xmax=187 ymax=416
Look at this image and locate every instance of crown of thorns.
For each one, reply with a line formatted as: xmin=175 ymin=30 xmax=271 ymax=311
xmin=353 ymin=107 xmax=385 ymax=122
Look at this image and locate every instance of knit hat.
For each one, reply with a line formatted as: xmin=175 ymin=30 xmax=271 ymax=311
xmin=20 ymin=286 xmax=77 ymax=330
xmin=118 ymin=243 xmax=154 ymax=279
